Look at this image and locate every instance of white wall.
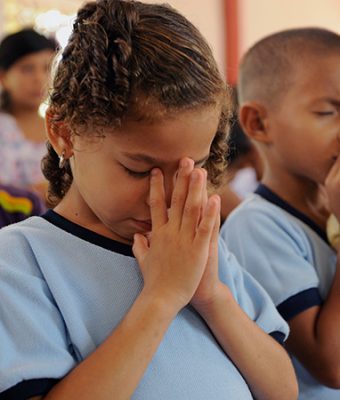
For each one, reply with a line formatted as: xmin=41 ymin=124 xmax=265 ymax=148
xmin=239 ymin=0 xmax=340 ymax=56
xmin=142 ymin=0 xmax=226 ymax=75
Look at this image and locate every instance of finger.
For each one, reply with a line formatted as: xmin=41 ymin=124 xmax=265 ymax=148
xmin=149 ymin=168 xmax=168 ymax=230
xmin=209 ymin=195 xmax=221 ymax=252
xmin=180 ymin=168 xmax=205 ymax=237
xmin=206 ymin=196 xmax=221 ymax=268
xmin=132 ymin=233 xmax=149 ymax=269
xmin=195 ymin=194 xmax=220 ymax=248
xmin=326 ymin=156 xmax=340 ymax=186
xmin=201 ymin=168 xmax=208 ymax=218
xmin=168 ymin=157 xmax=194 ymax=227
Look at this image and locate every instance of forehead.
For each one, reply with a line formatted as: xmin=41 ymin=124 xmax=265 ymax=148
xmin=287 ymin=54 xmax=340 ymax=100
xmin=101 ymin=107 xmax=221 ymax=163
xmin=10 ymin=49 xmax=54 ymax=68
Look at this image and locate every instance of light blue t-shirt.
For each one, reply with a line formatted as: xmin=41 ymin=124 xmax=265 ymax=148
xmin=221 ymin=184 xmax=338 ymax=400
xmin=0 ymin=210 xmax=288 ymax=399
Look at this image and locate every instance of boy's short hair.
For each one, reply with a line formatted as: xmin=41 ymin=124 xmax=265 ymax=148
xmin=238 ymin=28 xmax=340 ymax=108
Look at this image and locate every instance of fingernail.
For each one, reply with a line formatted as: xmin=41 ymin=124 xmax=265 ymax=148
xmin=180 ymin=158 xmax=189 ymax=168
xmin=151 ymin=168 xmax=159 ymax=177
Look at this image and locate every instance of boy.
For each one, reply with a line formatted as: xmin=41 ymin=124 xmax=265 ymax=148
xmin=221 ymin=28 xmax=340 ymax=399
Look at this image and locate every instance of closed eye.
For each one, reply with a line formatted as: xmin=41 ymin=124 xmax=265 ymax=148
xmin=124 ymin=167 xmax=151 ymax=178
xmin=314 ymin=111 xmax=335 ymax=116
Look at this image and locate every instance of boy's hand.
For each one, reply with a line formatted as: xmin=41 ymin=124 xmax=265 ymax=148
xmin=132 ymin=158 xmax=220 ymax=313
xmin=325 ymin=154 xmax=340 ymax=220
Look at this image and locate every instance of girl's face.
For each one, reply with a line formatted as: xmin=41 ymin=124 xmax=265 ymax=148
xmin=58 ymin=107 xmax=221 ymax=244
xmin=0 ymin=49 xmax=54 ymax=110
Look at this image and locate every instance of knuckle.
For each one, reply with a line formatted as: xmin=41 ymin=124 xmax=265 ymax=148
xmin=171 ymin=192 xmax=185 ymax=207
xmin=183 ymin=202 xmax=200 ymax=216
xmin=149 ymin=197 xmax=162 ymax=209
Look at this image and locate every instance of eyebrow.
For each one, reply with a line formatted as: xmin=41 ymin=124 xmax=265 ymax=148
xmin=316 ymin=97 xmax=340 ymax=106
xmin=122 ymin=152 xmax=210 ymax=166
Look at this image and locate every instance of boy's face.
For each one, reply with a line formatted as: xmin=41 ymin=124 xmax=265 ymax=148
xmin=264 ymin=54 xmax=340 ymax=185
xmin=58 ymin=107 xmax=220 ymax=244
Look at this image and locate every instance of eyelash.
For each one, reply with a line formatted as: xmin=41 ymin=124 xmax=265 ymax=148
xmin=314 ymin=111 xmax=335 ymax=116
xmin=123 ymin=162 xmax=207 ymax=179
xmin=124 ymin=167 xmax=151 ymax=178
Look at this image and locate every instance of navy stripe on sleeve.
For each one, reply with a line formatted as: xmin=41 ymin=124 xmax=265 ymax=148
xmin=0 ymin=378 xmax=58 ymax=400
xmin=277 ymin=287 xmax=322 ymax=321
xmin=269 ymin=331 xmax=286 ymax=345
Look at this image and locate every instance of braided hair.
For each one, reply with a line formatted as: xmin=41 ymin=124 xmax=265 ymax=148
xmin=43 ymin=0 xmax=230 ymax=205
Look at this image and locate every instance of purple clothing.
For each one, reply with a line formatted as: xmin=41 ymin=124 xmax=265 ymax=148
xmin=0 ymin=184 xmax=46 ymax=228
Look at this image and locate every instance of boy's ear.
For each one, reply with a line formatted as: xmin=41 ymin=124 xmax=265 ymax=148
xmin=45 ymin=109 xmax=73 ymax=157
xmin=238 ymin=102 xmax=271 ymax=144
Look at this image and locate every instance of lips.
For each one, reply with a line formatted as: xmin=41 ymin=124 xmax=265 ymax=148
xmin=133 ymin=219 xmax=152 ymax=232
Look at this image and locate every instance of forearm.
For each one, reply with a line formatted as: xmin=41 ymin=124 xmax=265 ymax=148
xmin=287 ymin=254 xmax=340 ymax=386
xmin=195 ymin=283 xmax=298 ymax=400
xmin=43 ymin=291 xmax=178 ymax=400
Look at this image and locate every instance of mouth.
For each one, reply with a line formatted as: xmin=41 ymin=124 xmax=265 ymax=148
xmin=133 ymin=219 xmax=152 ymax=232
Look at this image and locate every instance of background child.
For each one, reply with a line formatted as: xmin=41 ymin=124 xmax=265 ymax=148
xmin=0 ymin=1 xmax=297 ymax=399
xmin=221 ymin=28 xmax=340 ymax=399
xmin=0 ymin=28 xmax=57 ymax=199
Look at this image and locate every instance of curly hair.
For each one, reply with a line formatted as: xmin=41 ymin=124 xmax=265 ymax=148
xmin=43 ymin=0 xmax=231 ymax=205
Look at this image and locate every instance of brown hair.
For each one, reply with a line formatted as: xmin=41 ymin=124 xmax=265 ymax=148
xmin=43 ymin=0 xmax=230 ymax=205
xmin=238 ymin=27 xmax=340 ymax=108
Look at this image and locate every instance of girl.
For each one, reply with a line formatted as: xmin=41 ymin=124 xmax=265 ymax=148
xmin=0 ymin=28 xmax=56 ymax=198
xmin=0 ymin=1 xmax=297 ymax=399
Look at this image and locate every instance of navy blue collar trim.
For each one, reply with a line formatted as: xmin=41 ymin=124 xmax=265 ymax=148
xmin=255 ymin=184 xmax=329 ymax=244
xmin=42 ymin=209 xmax=134 ymax=257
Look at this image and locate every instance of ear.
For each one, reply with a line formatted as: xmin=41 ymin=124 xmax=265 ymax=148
xmin=45 ymin=109 xmax=73 ymax=158
xmin=238 ymin=102 xmax=272 ymax=144
xmin=0 ymin=69 xmax=7 ymax=88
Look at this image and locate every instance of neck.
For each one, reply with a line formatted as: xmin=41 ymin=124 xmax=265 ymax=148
xmin=262 ymin=169 xmax=329 ymax=229
xmin=10 ymin=104 xmax=40 ymax=120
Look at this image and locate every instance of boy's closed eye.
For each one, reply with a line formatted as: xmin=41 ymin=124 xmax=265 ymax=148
xmin=314 ymin=110 xmax=336 ymax=116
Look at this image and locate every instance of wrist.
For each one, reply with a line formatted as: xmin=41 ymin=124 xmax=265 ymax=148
xmin=191 ymin=282 xmax=234 ymax=317
xmin=138 ymin=288 xmax=184 ymax=320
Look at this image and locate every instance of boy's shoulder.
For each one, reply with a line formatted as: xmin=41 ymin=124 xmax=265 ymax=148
xmin=224 ymin=192 xmax=298 ymax=234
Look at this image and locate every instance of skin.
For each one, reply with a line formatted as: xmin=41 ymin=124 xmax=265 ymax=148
xmin=27 ymin=106 xmax=298 ymax=399
xmin=240 ymin=54 xmax=340 ymax=387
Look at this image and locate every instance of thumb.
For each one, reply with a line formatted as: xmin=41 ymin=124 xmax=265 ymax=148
xmin=132 ymin=233 xmax=149 ymax=266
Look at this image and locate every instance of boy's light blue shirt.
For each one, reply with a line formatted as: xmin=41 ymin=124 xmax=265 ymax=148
xmin=221 ymin=184 xmax=338 ymax=400
xmin=0 ymin=210 xmax=288 ymax=399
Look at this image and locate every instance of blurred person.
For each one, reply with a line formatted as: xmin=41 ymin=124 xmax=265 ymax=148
xmin=0 ymin=183 xmax=45 ymax=228
xmin=0 ymin=28 xmax=57 ymax=200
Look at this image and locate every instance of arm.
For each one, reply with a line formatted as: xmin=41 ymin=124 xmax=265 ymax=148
xmin=194 ymin=285 xmax=297 ymax=400
xmin=285 ymin=154 xmax=340 ymax=387
xmin=286 ymin=257 xmax=340 ymax=388
xmin=35 ymin=159 xmax=218 ymax=400
xmin=191 ymin=212 xmax=297 ymax=400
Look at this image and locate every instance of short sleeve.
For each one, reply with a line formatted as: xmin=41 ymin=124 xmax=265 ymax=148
xmin=0 ymin=229 xmax=76 ymax=396
xmin=221 ymin=202 xmax=322 ymax=321
xmin=217 ymin=239 xmax=289 ymax=341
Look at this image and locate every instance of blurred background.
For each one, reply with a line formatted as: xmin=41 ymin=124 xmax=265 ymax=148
xmin=1 ymin=0 xmax=340 ymax=84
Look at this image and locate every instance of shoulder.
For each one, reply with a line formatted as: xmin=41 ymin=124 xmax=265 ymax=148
xmin=217 ymin=237 xmax=289 ymax=338
xmin=221 ymin=194 xmax=309 ymax=251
